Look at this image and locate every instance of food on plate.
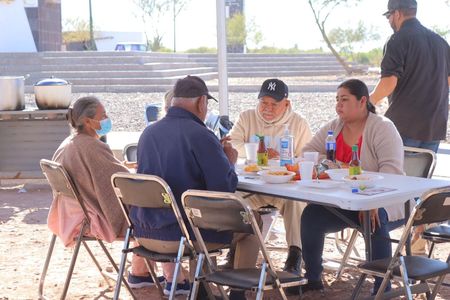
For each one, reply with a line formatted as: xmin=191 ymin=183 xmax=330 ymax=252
xmin=268 ymin=171 xmax=291 ymax=176
xmin=244 ymin=164 xmax=261 ymax=172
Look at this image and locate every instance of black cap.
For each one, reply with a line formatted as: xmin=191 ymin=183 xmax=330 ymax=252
xmin=383 ymin=0 xmax=417 ymax=16
xmin=257 ymin=78 xmax=288 ymax=101
xmin=173 ymin=75 xmax=218 ymax=102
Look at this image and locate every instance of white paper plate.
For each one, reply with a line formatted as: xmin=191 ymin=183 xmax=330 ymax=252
xmin=343 ymin=174 xmax=384 ymax=188
xmin=299 ymin=180 xmax=342 ymax=189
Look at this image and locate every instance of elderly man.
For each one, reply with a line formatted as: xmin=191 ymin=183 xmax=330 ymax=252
xmin=229 ymin=78 xmax=312 ymax=275
xmin=135 ymin=75 xmax=258 ymax=300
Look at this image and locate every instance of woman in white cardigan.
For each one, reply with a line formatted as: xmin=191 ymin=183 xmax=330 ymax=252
xmin=299 ymin=79 xmax=405 ymax=296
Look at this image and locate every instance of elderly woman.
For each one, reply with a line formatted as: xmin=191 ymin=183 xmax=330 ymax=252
xmin=299 ymin=79 xmax=405 ymax=295
xmin=47 ymin=96 xmax=161 ymax=289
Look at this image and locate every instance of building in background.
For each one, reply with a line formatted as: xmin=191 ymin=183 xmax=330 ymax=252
xmin=24 ymin=0 xmax=62 ymax=51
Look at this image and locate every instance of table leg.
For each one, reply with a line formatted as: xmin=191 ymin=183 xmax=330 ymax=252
xmin=405 ymin=201 xmax=411 ymax=256
xmin=362 ymin=210 xmax=372 ymax=261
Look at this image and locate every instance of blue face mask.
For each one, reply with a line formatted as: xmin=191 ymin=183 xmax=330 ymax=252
xmin=95 ymin=118 xmax=112 ymax=136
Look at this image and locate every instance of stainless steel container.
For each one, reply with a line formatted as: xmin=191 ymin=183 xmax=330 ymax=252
xmin=34 ymin=77 xmax=72 ymax=110
xmin=0 ymin=76 xmax=25 ymax=111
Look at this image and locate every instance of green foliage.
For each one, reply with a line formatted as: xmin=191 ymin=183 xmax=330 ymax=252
xmin=247 ymin=46 xmax=324 ymax=54
xmin=227 ymin=13 xmax=246 ymax=46
xmin=346 ymin=48 xmax=383 ymax=66
xmin=62 ymin=18 xmax=91 ymax=43
xmin=185 ymin=47 xmax=217 ymax=53
xmin=432 ymin=25 xmax=450 ymax=40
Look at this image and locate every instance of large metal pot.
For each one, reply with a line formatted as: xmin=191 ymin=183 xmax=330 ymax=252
xmin=0 ymin=76 xmax=25 ymax=111
xmin=34 ymin=77 xmax=72 ymax=110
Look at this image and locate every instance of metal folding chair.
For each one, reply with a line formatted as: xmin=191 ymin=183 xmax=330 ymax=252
xmin=335 ymin=146 xmax=437 ymax=279
xmin=351 ymin=186 xmax=450 ymax=300
xmin=111 ymin=172 xmax=195 ymax=300
xmin=182 ymin=189 xmax=307 ymax=300
xmin=123 ymin=143 xmax=138 ymax=163
xmin=38 ymin=159 xmax=135 ymax=300
xmin=422 ymin=225 xmax=450 ymax=258
xmin=145 ymin=104 xmax=160 ymax=125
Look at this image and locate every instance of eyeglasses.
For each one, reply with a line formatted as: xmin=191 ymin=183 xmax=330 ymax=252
xmin=385 ymin=10 xmax=395 ymax=19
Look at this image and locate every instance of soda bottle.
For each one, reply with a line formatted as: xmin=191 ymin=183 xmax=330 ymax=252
xmin=256 ymin=135 xmax=268 ymax=166
xmin=349 ymin=144 xmax=362 ymax=176
xmin=325 ymin=130 xmax=336 ymax=162
xmin=279 ymin=124 xmax=294 ymax=166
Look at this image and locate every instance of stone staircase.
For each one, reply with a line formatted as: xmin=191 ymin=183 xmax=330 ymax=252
xmin=0 ymin=51 xmax=348 ymax=93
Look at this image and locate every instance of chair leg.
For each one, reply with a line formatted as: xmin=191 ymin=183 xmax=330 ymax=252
xmin=169 ymin=237 xmax=186 ymax=300
xmin=256 ymin=262 xmax=268 ymax=300
xmin=398 ymin=256 xmax=413 ymax=300
xmin=97 ymin=239 xmax=136 ymax=299
xmin=144 ymin=258 xmax=165 ymax=298
xmin=190 ymin=253 xmax=207 ymax=300
xmin=428 ymin=242 xmax=436 ymax=258
xmin=113 ymin=229 xmax=135 ymax=300
xmin=38 ymin=234 xmax=57 ymax=300
xmin=82 ymin=240 xmax=114 ymax=287
xmin=60 ymin=223 xmax=87 ymax=300
xmin=336 ymin=229 xmax=359 ymax=280
xmin=351 ymin=273 xmax=366 ymax=300
xmin=429 ymin=275 xmax=446 ymax=300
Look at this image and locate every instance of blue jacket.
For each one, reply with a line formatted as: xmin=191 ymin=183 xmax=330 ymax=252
xmin=133 ymin=107 xmax=238 ymax=243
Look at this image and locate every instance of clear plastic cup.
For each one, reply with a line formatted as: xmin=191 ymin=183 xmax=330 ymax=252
xmin=299 ymin=161 xmax=314 ymax=181
xmin=244 ymin=143 xmax=258 ymax=164
xmin=303 ymin=151 xmax=319 ymax=164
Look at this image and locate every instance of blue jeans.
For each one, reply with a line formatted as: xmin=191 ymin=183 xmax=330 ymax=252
xmin=401 ymin=136 xmax=440 ymax=153
xmin=301 ymin=204 xmax=404 ymax=293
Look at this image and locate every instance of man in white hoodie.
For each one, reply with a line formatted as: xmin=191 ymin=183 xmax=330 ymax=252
xmin=229 ymin=78 xmax=312 ymax=275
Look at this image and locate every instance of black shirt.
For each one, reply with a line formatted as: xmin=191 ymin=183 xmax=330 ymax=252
xmin=381 ymin=18 xmax=450 ymax=141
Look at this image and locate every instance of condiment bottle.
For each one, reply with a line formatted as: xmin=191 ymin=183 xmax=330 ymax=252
xmin=325 ymin=130 xmax=336 ymax=162
xmin=349 ymin=144 xmax=362 ymax=176
xmin=256 ymin=135 xmax=268 ymax=166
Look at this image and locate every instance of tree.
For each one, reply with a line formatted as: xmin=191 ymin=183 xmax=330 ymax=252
xmin=226 ymin=13 xmax=246 ymax=52
xmin=62 ymin=18 xmax=95 ymax=50
xmin=171 ymin=0 xmax=189 ymax=52
xmin=328 ymin=21 xmax=380 ymax=61
xmin=134 ymin=0 xmax=170 ymax=51
xmin=307 ymin=0 xmax=363 ymax=74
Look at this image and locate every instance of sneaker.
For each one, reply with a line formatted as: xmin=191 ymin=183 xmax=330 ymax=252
xmin=163 ymin=279 xmax=191 ymax=296
xmin=127 ymin=272 xmax=165 ymax=289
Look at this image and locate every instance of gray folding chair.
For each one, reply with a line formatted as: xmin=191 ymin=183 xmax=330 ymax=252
xmin=351 ymin=186 xmax=450 ymax=300
xmin=335 ymin=146 xmax=437 ymax=279
xmin=182 ymin=189 xmax=307 ymax=300
xmin=111 ymin=172 xmax=195 ymax=300
xmin=38 ymin=159 xmax=135 ymax=300
xmin=123 ymin=143 xmax=138 ymax=163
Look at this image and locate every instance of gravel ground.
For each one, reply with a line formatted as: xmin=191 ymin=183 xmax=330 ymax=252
xmin=24 ymin=75 xmax=449 ymax=141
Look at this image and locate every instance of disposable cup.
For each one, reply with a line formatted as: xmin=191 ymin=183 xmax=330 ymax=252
xmin=303 ymin=151 xmax=319 ymax=164
xmin=244 ymin=143 xmax=258 ymax=164
xmin=299 ymin=161 xmax=314 ymax=181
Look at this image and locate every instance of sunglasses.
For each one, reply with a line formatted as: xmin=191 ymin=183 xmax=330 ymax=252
xmin=385 ymin=10 xmax=395 ymax=19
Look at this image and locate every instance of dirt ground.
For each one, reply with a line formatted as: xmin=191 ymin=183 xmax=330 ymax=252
xmin=1 ymin=182 xmax=449 ymax=300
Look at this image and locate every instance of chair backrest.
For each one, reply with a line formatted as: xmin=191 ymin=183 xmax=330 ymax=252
xmin=182 ymin=190 xmax=273 ymax=269
xmin=218 ymin=115 xmax=234 ymax=138
xmin=403 ymin=146 xmax=436 ymax=179
xmin=40 ymin=159 xmax=90 ymax=221
xmin=145 ymin=104 xmax=159 ymax=125
xmin=205 ymin=112 xmax=220 ymax=132
xmin=123 ymin=143 xmax=138 ymax=162
xmin=111 ymin=172 xmax=191 ymax=239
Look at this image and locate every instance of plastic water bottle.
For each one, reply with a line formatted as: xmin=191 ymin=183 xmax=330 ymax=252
xmin=325 ymin=130 xmax=336 ymax=162
xmin=280 ymin=124 xmax=294 ymax=166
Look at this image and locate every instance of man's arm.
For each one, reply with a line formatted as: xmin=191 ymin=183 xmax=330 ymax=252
xmin=448 ymin=76 xmax=450 ymax=87
xmin=370 ymin=75 xmax=398 ymax=105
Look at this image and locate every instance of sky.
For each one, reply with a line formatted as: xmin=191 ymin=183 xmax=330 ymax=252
xmin=61 ymin=0 xmax=450 ymax=51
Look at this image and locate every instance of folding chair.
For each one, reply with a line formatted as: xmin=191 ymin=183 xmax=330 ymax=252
xmin=335 ymin=146 xmax=437 ymax=279
xmin=123 ymin=143 xmax=138 ymax=163
xmin=422 ymin=224 xmax=450 ymax=258
xmin=182 ymin=189 xmax=307 ymax=300
xmin=111 ymin=172 xmax=195 ymax=300
xmin=145 ymin=104 xmax=160 ymax=125
xmin=38 ymin=159 xmax=135 ymax=300
xmin=351 ymin=186 xmax=450 ymax=300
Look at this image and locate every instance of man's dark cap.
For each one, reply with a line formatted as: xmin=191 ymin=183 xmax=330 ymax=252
xmin=257 ymin=78 xmax=289 ymax=101
xmin=383 ymin=0 xmax=417 ymax=16
xmin=173 ymin=75 xmax=218 ymax=102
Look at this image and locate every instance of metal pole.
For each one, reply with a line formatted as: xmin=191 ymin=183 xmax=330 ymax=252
xmin=88 ymin=0 xmax=95 ymax=50
xmin=173 ymin=0 xmax=176 ymax=52
xmin=216 ymin=0 xmax=229 ymax=116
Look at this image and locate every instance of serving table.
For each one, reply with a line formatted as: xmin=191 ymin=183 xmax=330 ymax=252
xmin=237 ymin=173 xmax=450 ymax=260
xmin=0 ymin=109 xmax=69 ymax=179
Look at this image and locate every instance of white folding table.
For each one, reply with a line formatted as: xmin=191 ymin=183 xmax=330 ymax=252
xmin=237 ymin=172 xmax=450 ymax=260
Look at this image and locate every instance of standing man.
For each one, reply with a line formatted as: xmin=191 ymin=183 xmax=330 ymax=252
xmin=229 ymin=78 xmax=312 ymax=276
xmin=370 ymin=0 xmax=450 ymax=153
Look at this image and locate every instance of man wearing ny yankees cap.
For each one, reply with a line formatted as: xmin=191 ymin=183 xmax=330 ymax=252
xmin=229 ymin=78 xmax=312 ymax=277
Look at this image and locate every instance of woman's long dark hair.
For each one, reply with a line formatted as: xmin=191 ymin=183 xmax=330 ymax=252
xmin=338 ymin=79 xmax=376 ymax=114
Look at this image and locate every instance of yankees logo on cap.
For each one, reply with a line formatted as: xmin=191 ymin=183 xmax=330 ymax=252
xmin=258 ymin=78 xmax=289 ymax=101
